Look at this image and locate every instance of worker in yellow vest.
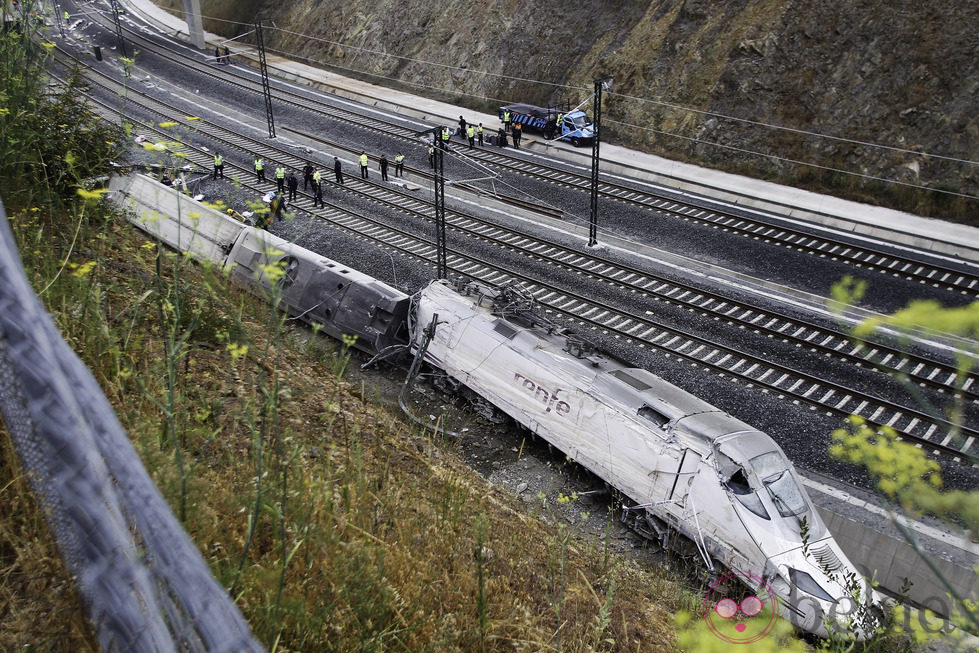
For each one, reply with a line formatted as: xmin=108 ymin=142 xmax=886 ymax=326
xmin=428 ymin=145 xmax=435 ymax=169
xmin=359 ymin=151 xmax=369 ymax=179
xmin=503 ymin=110 xmax=511 ymax=133
xmin=466 ymin=125 xmax=475 ymax=148
xmin=477 ymin=123 xmax=484 ymax=146
xmin=440 ymin=126 xmax=451 ymax=148
xmin=213 ymin=153 xmax=224 ymax=179
xmin=395 ymin=152 xmax=405 ymax=177
xmin=254 ymin=157 xmax=264 ymax=183
xmin=275 ymin=165 xmax=286 ymax=193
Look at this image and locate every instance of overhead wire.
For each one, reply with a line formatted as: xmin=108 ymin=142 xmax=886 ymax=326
xmin=163 ymin=6 xmax=977 ymax=197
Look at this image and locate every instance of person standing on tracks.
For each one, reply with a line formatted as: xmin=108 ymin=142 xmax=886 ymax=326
xmin=313 ymin=167 xmax=322 ymax=193
xmin=466 ymin=125 xmax=475 ymax=148
xmin=303 ymin=161 xmax=314 ymax=190
xmin=224 ymin=46 xmax=231 ymax=65
xmin=512 ymin=122 xmax=522 ymax=149
xmin=287 ymin=171 xmax=298 ymax=202
xmin=428 ymin=144 xmax=435 ymax=168
xmin=254 ymin=157 xmax=265 ymax=183
xmin=213 ymin=152 xmax=224 ymax=179
xmin=333 ymin=157 xmax=343 ymax=185
xmin=457 ymin=115 xmax=467 ymax=138
xmin=395 ymin=152 xmax=405 ymax=177
xmin=497 ymin=127 xmax=506 ymax=148
xmin=359 ymin=151 xmax=369 ymax=179
xmin=379 ymin=154 xmax=389 ymax=182
xmin=275 ymin=165 xmax=286 ymax=193
xmin=440 ymin=126 xmax=451 ymax=148
xmin=312 ymin=181 xmax=324 ymax=208
xmin=477 ymin=123 xmax=484 ymax=147
xmin=503 ymin=109 xmax=511 ymax=133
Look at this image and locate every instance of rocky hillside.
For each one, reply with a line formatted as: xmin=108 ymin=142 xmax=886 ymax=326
xmin=165 ymin=0 xmax=978 ymax=221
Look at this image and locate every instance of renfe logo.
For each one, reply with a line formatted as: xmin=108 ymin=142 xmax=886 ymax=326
xmin=513 ymin=373 xmax=571 ymax=417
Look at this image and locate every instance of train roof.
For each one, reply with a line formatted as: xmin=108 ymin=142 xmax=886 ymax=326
xmin=420 ymin=280 xmax=762 ymax=450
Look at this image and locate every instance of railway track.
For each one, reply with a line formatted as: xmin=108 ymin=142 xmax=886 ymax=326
xmin=84 ymin=3 xmax=979 ymax=299
xmin=60 ymin=31 xmax=979 ymax=462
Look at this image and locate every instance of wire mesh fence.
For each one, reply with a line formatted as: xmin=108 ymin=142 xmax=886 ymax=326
xmin=0 ymin=196 xmax=264 ymax=652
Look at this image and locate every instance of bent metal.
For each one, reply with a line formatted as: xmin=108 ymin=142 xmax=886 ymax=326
xmin=513 ymin=372 xmax=571 ymax=416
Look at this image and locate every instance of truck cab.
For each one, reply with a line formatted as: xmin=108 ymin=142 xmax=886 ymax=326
xmin=499 ymin=104 xmax=596 ymax=147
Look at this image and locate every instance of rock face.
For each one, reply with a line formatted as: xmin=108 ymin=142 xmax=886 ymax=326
xmin=179 ymin=0 xmax=978 ymax=218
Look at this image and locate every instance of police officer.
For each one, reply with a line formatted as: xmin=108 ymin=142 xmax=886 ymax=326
xmin=213 ymin=152 xmax=224 ymax=179
xmin=503 ymin=109 xmax=511 ymax=133
xmin=359 ymin=151 xmax=369 ymax=179
xmin=286 ymin=171 xmax=298 ymax=201
xmin=302 ymin=161 xmax=314 ymax=190
xmin=477 ymin=124 xmax=484 ymax=147
xmin=275 ymin=165 xmax=285 ymax=193
xmin=395 ymin=152 xmax=405 ymax=177
xmin=333 ymin=157 xmax=343 ymax=185
xmin=254 ymin=157 xmax=265 ymax=182
xmin=313 ymin=167 xmax=322 ymax=192
xmin=312 ymin=181 xmax=323 ymax=208
xmin=379 ymin=154 xmax=389 ymax=182
xmin=466 ymin=125 xmax=475 ymax=148
xmin=440 ymin=126 xmax=451 ymax=148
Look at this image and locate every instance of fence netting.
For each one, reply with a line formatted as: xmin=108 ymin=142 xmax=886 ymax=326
xmin=0 ymin=197 xmax=264 ymax=652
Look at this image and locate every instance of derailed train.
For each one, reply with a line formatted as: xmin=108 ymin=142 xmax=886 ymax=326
xmin=127 ymin=179 xmax=880 ymax=638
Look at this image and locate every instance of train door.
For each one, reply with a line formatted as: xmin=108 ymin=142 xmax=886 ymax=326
xmin=669 ymin=450 xmax=701 ymax=505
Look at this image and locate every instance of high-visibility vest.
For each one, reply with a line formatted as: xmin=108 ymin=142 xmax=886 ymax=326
xmin=503 ymin=111 xmax=510 ymax=123
xmin=214 ymin=154 xmax=223 ymax=166
xmin=254 ymin=158 xmax=263 ymax=170
xmin=466 ymin=126 xmax=475 ymax=138
xmin=359 ymin=154 xmax=368 ymax=167
xmin=441 ymin=128 xmax=450 ymax=141
xmin=395 ymin=154 xmax=404 ymax=164
xmin=275 ymin=167 xmax=285 ymax=179
xmin=428 ymin=146 xmax=434 ymax=156
xmin=313 ymin=170 xmax=322 ymax=183
xmin=477 ymin=125 xmax=483 ymax=134
xmin=557 ymin=113 xmax=564 ymax=126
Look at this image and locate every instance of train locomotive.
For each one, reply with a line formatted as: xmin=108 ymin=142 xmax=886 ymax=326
xmin=122 ymin=175 xmax=880 ymax=639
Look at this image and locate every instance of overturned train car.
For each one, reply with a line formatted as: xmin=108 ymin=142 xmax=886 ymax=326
xmin=413 ymin=279 xmax=880 ymax=637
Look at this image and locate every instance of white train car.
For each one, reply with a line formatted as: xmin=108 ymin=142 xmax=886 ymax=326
xmin=414 ymin=278 xmax=879 ymax=637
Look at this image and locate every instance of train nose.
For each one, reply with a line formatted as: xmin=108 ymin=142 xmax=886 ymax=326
xmin=766 ymin=550 xmax=883 ymax=640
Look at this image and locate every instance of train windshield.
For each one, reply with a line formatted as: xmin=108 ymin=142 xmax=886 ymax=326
xmin=751 ymin=452 xmax=806 ymax=517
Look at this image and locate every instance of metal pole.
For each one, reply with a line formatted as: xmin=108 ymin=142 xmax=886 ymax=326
xmin=255 ymin=22 xmax=276 ymax=139
xmin=434 ymin=130 xmax=447 ymax=280
xmin=54 ymin=3 xmax=65 ymax=38
xmin=587 ymin=78 xmax=605 ymax=247
xmin=109 ymin=0 xmax=127 ymax=57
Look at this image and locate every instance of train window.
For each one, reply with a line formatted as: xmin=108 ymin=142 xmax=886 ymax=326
xmin=609 ymin=369 xmax=650 ymax=391
xmin=279 ymin=257 xmax=299 ymax=289
xmin=638 ymin=405 xmax=669 ymax=428
xmin=493 ymin=320 xmax=519 ymax=340
xmin=751 ymin=452 xmax=806 ymax=518
xmin=734 ymin=490 xmax=770 ymax=520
